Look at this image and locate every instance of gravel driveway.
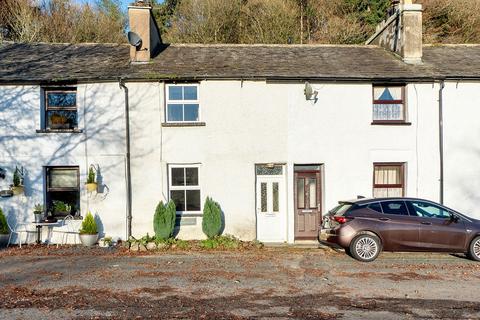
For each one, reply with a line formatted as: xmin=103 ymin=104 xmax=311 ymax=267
xmin=0 ymin=245 xmax=479 ymax=319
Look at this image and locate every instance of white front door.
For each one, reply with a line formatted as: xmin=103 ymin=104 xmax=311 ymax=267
xmin=256 ymin=174 xmax=287 ymax=243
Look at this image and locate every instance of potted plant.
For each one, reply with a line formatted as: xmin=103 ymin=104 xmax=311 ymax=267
xmin=79 ymin=211 xmax=98 ymax=247
xmin=99 ymin=236 xmax=112 ymax=248
xmin=52 ymin=200 xmax=71 ymax=216
xmin=10 ymin=166 xmax=24 ymax=195
xmin=33 ymin=204 xmax=44 ymax=223
xmin=85 ymin=167 xmax=97 ymax=193
xmin=0 ymin=207 xmax=9 ymax=247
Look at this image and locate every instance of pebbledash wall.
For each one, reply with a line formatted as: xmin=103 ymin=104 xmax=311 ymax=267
xmin=1 ymin=79 xmax=479 ymax=243
xmin=0 ymin=83 xmax=128 ymax=243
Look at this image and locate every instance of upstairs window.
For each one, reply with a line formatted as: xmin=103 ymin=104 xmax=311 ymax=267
xmin=44 ymin=88 xmax=78 ymax=131
xmin=373 ymin=163 xmax=405 ymax=198
xmin=168 ymin=165 xmax=201 ymax=214
xmin=372 ymin=85 xmax=405 ymax=123
xmin=166 ymin=84 xmax=200 ymax=123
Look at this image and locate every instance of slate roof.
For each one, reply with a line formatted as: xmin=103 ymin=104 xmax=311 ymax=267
xmin=0 ymin=42 xmax=479 ymax=83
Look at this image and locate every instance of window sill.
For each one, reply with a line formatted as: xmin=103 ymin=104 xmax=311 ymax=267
xmin=36 ymin=129 xmax=84 ymax=133
xmin=162 ymin=122 xmax=206 ymax=127
xmin=176 ymin=212 xmax=203 ymax=217
xmin=371 ymin=121 xmax=411 ymax=126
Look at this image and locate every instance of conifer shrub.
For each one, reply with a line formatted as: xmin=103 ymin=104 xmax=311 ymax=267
xmin=79 ymin=211 xmax=97 ymax=234
xmin=153 ymin=200 xmax=176 ymax=240
xmin=0 ymin=207 xmax=8 ymax=234
xmin=202 ymin=197 xmax=222 ymax=239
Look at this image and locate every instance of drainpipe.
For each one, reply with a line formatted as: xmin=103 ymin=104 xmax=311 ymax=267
xmin=439 ymin=81 xmax=445 ymax=205
xmin=119 ymin=79 xmax=133 ymax=239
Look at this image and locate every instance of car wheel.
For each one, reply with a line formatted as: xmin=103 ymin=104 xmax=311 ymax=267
xmin=349 ymin=233 xmax=381 ymax=262
xmin=467 ymin=236 xmax=480 ymax=262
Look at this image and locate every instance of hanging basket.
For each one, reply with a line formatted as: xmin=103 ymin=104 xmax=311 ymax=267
xmin=11 ymin=185 xmax=24 ymax=196
xmin=85 ymin=183 xmax=97 ymax=193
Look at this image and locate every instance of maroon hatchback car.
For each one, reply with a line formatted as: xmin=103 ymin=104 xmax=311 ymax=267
xmin=320 ymin=198 xmax=480 ymax=262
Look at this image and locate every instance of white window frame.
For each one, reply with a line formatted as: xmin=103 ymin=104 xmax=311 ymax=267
xmin=168 ymin=164 xmax=202 ymax=215
xmin=165 ymin=83 xmax=201 ymax=123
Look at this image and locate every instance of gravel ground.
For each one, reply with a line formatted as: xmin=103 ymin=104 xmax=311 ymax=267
xmin=0 ymin=245 xmax=479 ymax=319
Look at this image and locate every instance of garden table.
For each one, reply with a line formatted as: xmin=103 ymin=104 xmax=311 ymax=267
xmin=30 ymin=221 xmax=60 ymax=244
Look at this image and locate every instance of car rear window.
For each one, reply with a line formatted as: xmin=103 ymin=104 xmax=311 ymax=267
xmin=331 ymin=203 xmax=353 ymax=216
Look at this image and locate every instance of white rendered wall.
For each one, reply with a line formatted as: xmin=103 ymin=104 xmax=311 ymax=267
xmin=128 ymin=80 xmax=443 ymax=242
xmin=443 ymin=81 xmax=480 ymax=219
xmin=0 ymin=83 xmax=127 ymax=243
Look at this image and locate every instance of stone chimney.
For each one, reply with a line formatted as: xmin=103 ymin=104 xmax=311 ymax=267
xmin=128 ymin=1 xmax=162 ymax=63
xmin=366 ymin=0 xmax=423 ymax=64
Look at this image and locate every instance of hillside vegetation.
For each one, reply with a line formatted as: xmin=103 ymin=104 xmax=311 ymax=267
xmin=1 ymin=0 xmax=480 ymax=45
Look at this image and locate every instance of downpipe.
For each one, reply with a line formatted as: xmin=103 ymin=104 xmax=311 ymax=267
xmin=439 ymin=80 xmax=445 ymax=205
xmin=119 ymin=79 xmax=133 ymax=239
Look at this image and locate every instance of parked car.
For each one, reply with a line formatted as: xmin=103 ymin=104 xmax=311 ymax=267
xmin=320 ymin=197 xmax=480 ymax=262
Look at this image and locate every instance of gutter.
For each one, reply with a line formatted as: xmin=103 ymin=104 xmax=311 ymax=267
xmin=439 ymin=80 xmax=445 ymax=204
xmin=119 ymin=79 xmax=133 ymax=239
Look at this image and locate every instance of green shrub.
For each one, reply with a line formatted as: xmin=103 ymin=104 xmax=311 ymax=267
xmin=200 ymin=235 xmax=240 ymax=250
xmin=153 ymin=200 xmax=176 ymax=240
xmin=0 ymin=207 xmax=8 ymax=234
xmin=79 ymin=211 xmax=97 ymax=234
xmin=202 ymin=197 xmax=222 ymax=239
xmin=87 ymin=167 xmax=96 ymax=184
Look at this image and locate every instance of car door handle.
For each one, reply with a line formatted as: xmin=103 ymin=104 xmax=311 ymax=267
xmin=421 ymin=221 xmax=432 ymax=225
xmin=379 ymin=217 xmax=390 ymax=221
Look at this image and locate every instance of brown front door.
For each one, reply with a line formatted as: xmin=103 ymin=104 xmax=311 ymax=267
xmin=295 ymin=171 xmax=321 ymax=239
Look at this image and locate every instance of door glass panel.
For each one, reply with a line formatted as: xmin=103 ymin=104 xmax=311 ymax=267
xmin=297 ymin=178 xmax=305 ymax=208
xmin=308 ymin=178 xmax=316 ymax=208
xmin=408 ymin=201 xmax=450 ymax=219
xmin=256 ymin=165 xmax=283 ymax=175
xmin=272 ymin=182 xmax=279 ymax=212
xmin=261 ymin=182 xmax=267 ymax=212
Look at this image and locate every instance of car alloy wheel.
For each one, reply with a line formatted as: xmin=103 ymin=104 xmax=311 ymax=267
xmin=349 ymin=233 xmax=381 ymax=262
xmin=468 ymin=236 xmax=480 ymax=262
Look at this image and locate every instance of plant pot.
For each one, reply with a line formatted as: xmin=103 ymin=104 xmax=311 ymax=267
xmin=98 ymin=238 xmax=112 ymax=248
xmin=34 ymin=212 xmax=43 ymax=223
xmin=79 ymin=233 xmax=98 ymax=247
xmin=0 ymin=234 xmax=9 ymax=247
xmin=85 ymin=183 xmax=97 ymax=193
xmin=11 ymin=186 xmax=24 ymax=195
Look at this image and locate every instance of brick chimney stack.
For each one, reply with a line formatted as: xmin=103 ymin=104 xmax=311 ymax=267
xmin=366 ymin=0 xmax=422 ymax=64
xmin=128 ymin=1 xmax=162 ymax=63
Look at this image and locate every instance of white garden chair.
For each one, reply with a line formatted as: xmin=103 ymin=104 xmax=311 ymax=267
xmin=51 ymin=215 xmax=80 ymax=247
xmin=6 ymin=217 xmax=37 ymax=248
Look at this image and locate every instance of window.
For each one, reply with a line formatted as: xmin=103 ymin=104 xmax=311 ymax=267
xmin=407 ymin=201 xmax=451 ymax=219
xmin=381 ymin=200 xmax=409 ymax=216
xmin=169 ymin=165 xmax=201 ymax=213
xmin=44 ymin=88 xmax=78 ymax=130
xmin=373 ymin=163 xmax=405 ymax=198
xmin=373 ymin=85 xmax=406 ymax=123
xmin=45 ymin=167 xmax=80 ymax=217
xmin=166 ymin=84 xmax=200 ymax=122
xmin=367 ymin=202 xmax=383 ymax=213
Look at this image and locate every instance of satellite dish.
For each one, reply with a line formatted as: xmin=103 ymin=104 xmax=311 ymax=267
xmin=304 ymin=81 xmax=318 ymax=101
xmin=127 ymin=31 xmax=143 ymax=49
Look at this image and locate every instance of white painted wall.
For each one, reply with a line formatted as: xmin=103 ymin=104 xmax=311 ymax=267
xmin=0 ymin=83 xmax=127 ymax=243
xmin=2 ymin=79 xmax=476 ymax=245
xmin=443 ymin=81 xmax=480 ymax=219
xmin=127 ymin=80 xmax=445 ymax=243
